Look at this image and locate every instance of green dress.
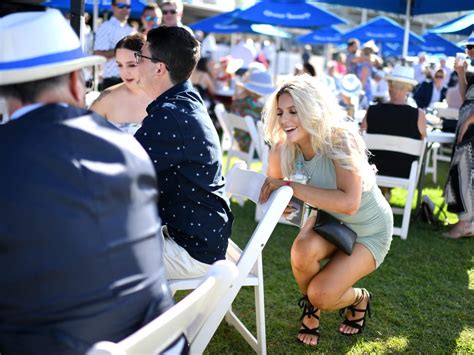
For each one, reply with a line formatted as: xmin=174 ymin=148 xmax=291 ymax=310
xmin=299 ymin=152 xmax=393 ymax=268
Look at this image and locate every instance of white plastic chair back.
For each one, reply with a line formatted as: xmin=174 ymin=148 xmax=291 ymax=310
xmin=214 ymin=103 xmax=232 ymax=152
xmin=364 ymin=133 xmax=426 ymax=239
xmin=223 ymin=111 xmax=261 ymax=172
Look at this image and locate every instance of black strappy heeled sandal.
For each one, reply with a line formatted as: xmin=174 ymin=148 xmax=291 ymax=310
xmin=339 ymin=288 xmax=372 ymax=336
xmin=297 ymin=295 xmax=320 ymax=345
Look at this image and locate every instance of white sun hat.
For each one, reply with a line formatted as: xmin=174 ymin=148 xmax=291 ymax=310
xmin=0 ymin=9 xmax=105 ymax=85
xmin=385 ymin=64 xmax=418 ymax=86
xmin=340 ymin=74 xmax=363 ymax=98
xmin=238 ymin=70 xmax=275 ymax=97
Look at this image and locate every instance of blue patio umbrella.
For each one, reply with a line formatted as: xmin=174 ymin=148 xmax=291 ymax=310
xmin=189 ymin=9 xmax=290 ymax=37
xmin=316 ymin=0 xmax=474 ymax=57
xmin=383 ymin=33 xmax=462 ymax=57
xmin=296 ymin=26 xmax=343 ymax=44
xmin=342 ymin=16 xmax=423 ymax=44
xmin=42 ymin=0 xmax=147 ymax=18
xmin=429 ymin=11 xmax=474 ymax=36
xmin=316 ymin=0 xmax=473 ymax=16
xmin=234 ymin=0 xmax=347 ymax=28
xmin=381 ymin=42 xmax=417 ymax=57
xmin=417 ymin=33 xmax=463 ymax=56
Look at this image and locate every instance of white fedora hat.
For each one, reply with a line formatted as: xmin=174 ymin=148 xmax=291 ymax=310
xmin=340 ymin=74 xmax=363 ymax=98
xmin=385 ymin=64 xmax=418 ymax=86
xmin=238 ymin=70 xmax=275 ymax=97
xmin=0 ymin=9 xmax=105 ymax=85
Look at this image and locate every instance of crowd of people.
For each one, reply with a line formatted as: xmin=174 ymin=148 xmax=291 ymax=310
xmin=1 ymin=1 xmax=473 ymax=353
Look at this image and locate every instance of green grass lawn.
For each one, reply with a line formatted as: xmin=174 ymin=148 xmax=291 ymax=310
xmin=202 ymin=160 xmax=474 ymax=353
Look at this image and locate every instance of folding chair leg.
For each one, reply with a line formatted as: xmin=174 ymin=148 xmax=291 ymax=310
xmin=400 ymin=166 xmax=418 ymax=239
xmin=254 ymin=257 xmax=267 ymax=355
xmin=223 ymin=257 xmax=267 ymax=354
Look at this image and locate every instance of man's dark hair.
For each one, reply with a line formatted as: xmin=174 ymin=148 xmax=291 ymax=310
xmin=0 ymin=74 xmax=69 ymax=103
xmin=141 ymin=3 xmax=161 ymax=16
xmin=115 ymin=32 xmax=146 ymax=55
xmin=146 ymin=26 xmax=200 ymax=83
xmin=347 ymin=38 xmax=359 ymax=47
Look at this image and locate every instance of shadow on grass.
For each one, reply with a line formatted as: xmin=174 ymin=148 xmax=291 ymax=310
xmin=205 ymin=200 xmax=473 ymax=354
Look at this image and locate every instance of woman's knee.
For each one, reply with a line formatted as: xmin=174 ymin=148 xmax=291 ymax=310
xmin=291 ymin=231 xmax=332 ymax=270
xmin=306 ymin=283 xmax=342 ymax=310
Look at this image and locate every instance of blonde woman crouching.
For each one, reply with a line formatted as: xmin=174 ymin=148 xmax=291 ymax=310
xmin=258 ymin=74 xmax=393 ymax=347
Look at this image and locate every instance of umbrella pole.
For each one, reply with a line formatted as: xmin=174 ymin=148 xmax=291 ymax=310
xmin=402 ymin=0 xmax=412 ymax=58
xmin=70 ymin=0 xmax=85 ymax=38
xmin=273 ymin=36 xmax=281 ymax=84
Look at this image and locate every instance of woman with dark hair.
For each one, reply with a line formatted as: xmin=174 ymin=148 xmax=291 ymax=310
xmin=90 ymin=33 xmax=153 ymax=132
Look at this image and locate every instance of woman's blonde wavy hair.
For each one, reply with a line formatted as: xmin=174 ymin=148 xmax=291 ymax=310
xmin=262 ymin=74 xmax=375 ymax=190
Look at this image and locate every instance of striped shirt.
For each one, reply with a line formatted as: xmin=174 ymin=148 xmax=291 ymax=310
xmin=94 ymin=16 xmax=133 ymax=79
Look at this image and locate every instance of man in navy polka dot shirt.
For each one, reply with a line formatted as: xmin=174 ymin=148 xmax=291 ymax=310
xmin=134 ymin=26 xmax=233 ymax=279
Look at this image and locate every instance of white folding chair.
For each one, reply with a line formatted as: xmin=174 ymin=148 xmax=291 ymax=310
xmin=168 ymin=161 xmax=293 ymax=354
xmin=255 ymin=121 xmax=269 ymax=174
xmin=425 ymin=107 xmax=457 ymax=183
xmin=222 ymin=110 xmax=261 ymax=173
xmin=364 ymin=133 xmax=426 ymax=240
xmin=214 ymin=103 xmax=232 ymax=152
xmin=87 ymin=260 xmax=238 ymax=355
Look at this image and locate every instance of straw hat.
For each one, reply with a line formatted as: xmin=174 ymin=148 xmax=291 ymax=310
xmin=0 ymin=9 xmax=105 ymax=85
xmin=385 ymin=64 xmax=418 ymax=86
xmin=363 ymin=39 xmax=379 ymax=53
xmin=220 ymin=55 xmax=244 ymax=75
xmin=463 ymin=30 xmax=474 ymax=46
xmin=237 ymin=70 xmax=275 ymax=97
xmin=340 ymin=74 xmax=363 ymax=98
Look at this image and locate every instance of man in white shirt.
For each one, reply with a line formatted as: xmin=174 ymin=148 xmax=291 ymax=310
xmin=413 ymin=51 xmax=428 ymax=85
xmin=439 ymin=55 xmax=453 ymax=87
xmin=158 ymin=0 xmax=194 ymax=35
xmin=93 ymin=0 xmax=133 ymax=90
xmin=372 ymin=70 xmax=389 ymax=103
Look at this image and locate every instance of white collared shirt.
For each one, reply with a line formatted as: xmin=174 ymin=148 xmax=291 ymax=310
xmin=93 ymin=16 xmax=133 ymax=79
xmin=429 ymin=84 xmax=443 ymax=108
xmin=10 ymin=103 xmax=45 ymax=121
xmin=10 ymin=103 xmax=69 ymax=121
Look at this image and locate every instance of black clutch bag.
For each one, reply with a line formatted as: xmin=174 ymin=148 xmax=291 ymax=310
xmin=312 ymin=210 xmax=357 ymax=255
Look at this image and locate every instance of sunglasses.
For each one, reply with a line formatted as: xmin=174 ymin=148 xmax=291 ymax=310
xmin=114 ymin=3 xmax=131 ymax=9
xmin=144 ymin=16 xmax=159 ymax=22
xmin=434 ymin=75 xmax=444 ymax=79
xmin=162 ymin=9 xmax=177 ymax=15
xmin=466 ymin=45 xmax=474 ymax=50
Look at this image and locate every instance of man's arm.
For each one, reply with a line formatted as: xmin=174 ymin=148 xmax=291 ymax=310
xmin=93 ymin=23 xmax=115 ymax=60
xmin=455 ymin=62 xmax=468 ymax=99
xmin=134 ymin=110 xmax=185 ymax=175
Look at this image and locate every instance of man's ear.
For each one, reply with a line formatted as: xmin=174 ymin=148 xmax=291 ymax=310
xmin=69 ymin=70 xmax=85 ymax=107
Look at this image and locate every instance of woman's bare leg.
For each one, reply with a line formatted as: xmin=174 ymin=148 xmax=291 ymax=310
xmin=290 ymin=216 xmax=338 ymax=346
xmin=305 ymin=243 xmax=376 ymax=334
